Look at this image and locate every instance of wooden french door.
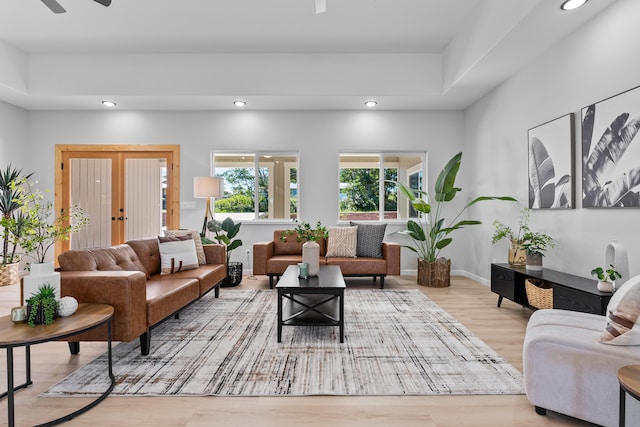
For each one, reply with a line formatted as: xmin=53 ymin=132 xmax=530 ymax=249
xmin=55 ymin=145 xmax=180 ymax=255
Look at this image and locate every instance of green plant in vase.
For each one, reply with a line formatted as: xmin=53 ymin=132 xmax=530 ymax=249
xmin=521 ymin=230 xmax=555 ymax=271
xmin=492 ymin=208 xmax=530 ymax=266
xmin=280 ymin=221 xmax=328 ymax=242
xmin=591 ymin=264 xmax=622 ymax=292
xmin=207 ymin=217 xmax=243 ymax=286
xmin=26 ymin=284 xmax=58 ymax=327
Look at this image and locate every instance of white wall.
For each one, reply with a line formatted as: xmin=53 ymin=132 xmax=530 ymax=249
xmin=464 ymin=0 xmax=640 ymax=282
xmin=26 ymin=110 xmax=464 ymax=271
xmin=0 ymin=100 xmax=28 ymax=168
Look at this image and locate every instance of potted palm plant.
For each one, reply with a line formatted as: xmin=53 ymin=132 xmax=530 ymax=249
xmin=396 ymin=152 xmax=516 ymax=287
xmin=206 ymin=217 xmax=243 ymax=287
xmin=0 ymin=165 xmax=33 ymax=286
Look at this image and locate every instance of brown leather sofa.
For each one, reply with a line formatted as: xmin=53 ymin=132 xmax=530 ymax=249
xmin=253 ymin=230 xmax=400 ymax=288
xmin=57 ymin=237 xmax=227 ymax=356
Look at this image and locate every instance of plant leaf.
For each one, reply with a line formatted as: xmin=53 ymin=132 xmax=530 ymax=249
xmin=406 ymin=220 xmax=426 ymax=241
xmin=597 ymin=167 xmax=640 ymax=207
xmin=582 ymin=104 xmax=595 ymax=168
xmin=529 ymin=137 xmax=556 ymax=208
xmin=584 ymin=114 xmax=640 ymax=203
xmin=434 ymin=152 xmax=462 ymax=202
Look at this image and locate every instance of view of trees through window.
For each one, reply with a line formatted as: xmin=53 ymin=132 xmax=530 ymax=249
xmin=339 ymin=153 xmax=424 ymax=221
xmin=213 ymin=152 xmax=298 ymax=221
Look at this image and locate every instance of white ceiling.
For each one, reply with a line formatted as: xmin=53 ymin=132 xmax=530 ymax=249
xmin=0 ymin=0 xmax=614 ymax=111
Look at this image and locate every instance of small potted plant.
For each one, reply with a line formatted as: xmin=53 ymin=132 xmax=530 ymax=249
xmin=281 ymin=221 xmax=328 ymax=277
xmin=492 ymin=208 xmax=530 ymax=266
xmin=280 ymin=220 xmax=328 ymax=243
xmin=591 ymin=264 xmax=622 ymax=292
xmin=26 ymin=283 xmax=58 ymax=327
xmin=206 ymin=217 xmax=243 ymax=287
xmin=521 ymin=230 xmax=555 ymax=271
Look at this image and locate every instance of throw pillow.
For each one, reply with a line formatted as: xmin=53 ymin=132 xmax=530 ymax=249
xmin=164 ymin=229 xmax=206 ymax=264
xmin=350 ymin=222 xmax=387 ymax=258
xmin=326 ymin=226 xmax=357 ymax=258
xmin=600 ymin=274 xmax=640 ymax=345
xmin=158 ymin=235 xmax=199 ymax=275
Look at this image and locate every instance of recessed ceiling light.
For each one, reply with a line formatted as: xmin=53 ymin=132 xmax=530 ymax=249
xmin=561 ymin=0 xmax=588 ymax=11
xmin=101 ymin=100 xmax=116 ymax=107
xmin=364 ymin=100 xmax=378 ymax=107
xmin=233 ymin=100 xmax=246 ymax=107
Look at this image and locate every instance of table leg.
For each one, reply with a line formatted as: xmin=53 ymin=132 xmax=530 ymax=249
xmin=339 ymin=292 xmax=344 ymax=343
xmin=6 ymin=347 xmax=14 ymax=427
xmin=277 ymin=289 xmax=283 ymax=342
xmin=620 ymin=385 xmax=626 ymax=427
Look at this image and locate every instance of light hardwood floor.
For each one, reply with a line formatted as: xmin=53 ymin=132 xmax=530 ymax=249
xmin=0 ymin=275 xmax=596 ymax=427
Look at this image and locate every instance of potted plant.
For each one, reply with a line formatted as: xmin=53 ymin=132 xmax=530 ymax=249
xmin=19 ymin=183 xmax=90 ymax=267
xmin=521 ymin=230 xmax=555 ymax=271
xmin=206 ymin=217 xmax=243 ymax=287
xmin=280 ymin=220 xmax=328 ymax=243
xmin=492 ymin=208 xmax=530 ymax=266
xmin=26 ymin=283 xmax=58 ymax=327
xmin=591 ymin=264 xmax=622 ymax=292
xmin=396 ymin=152 xmax=516 ymax=287
xmin=0 ymin=165 xmax=33 ymax=285
xmin=281 ymin=221 xmax=328 ymax=277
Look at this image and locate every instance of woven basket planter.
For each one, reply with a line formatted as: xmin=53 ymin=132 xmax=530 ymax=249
xmin=417 ymin=257 xmax=451 ymax=288
xmin=525 ymin=278 xmax=553 ymax=309
xmin=0 ymin=262 xmax=20 ymax=286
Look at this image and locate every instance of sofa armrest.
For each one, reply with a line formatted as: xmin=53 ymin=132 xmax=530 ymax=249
xmin=203 ymin=243 xmax=226 ymax=265
xmin=60 ymin=270 xmax=148 ymax=342
xmin=253 ymin=241 xmax=275 ymax=275
xmin=382 ymin=242 xmax=401 ymax=275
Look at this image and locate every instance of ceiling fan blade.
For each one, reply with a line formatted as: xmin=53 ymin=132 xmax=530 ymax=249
xmin=41 ymin=0 xmax=66 ymax=13
xmin=93 ymin=0 xmax=112 ymax=6
xmin=314 ymin=0 xmax=326 ymax=14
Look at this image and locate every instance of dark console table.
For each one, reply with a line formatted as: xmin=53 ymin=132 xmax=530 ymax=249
xmin=491 ymin=263 xmax=612 ymax=315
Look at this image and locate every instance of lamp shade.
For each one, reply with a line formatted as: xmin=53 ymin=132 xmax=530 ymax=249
xmin=194 ymin=176 xmax=223 ymax=198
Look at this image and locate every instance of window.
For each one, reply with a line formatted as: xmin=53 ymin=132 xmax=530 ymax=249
xmin=212 ymin=152 xmax=298 ymax=221
xmin=339 ymin=152 xmax=425 ymax=221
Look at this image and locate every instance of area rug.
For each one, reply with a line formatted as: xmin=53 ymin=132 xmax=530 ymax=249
xmin=42 ymin=289 xmax=524 ymax=397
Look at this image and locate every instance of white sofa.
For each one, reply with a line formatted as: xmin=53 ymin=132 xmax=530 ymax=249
xmin=524 ymin=309 xmax=640 ymax=426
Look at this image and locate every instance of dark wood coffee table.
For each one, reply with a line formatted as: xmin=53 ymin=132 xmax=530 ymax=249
xmin=276 ymin=265 xmax=346 ymax=343
xmin=0 ymin=303 xmax=114 ymax=427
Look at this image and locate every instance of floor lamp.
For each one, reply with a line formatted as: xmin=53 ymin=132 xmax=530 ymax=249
xmin=193 ymin=176 xmax=223 ymax=237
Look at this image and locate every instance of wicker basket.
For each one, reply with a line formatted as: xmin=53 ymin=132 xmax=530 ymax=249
xmin=417 ymin=258 xmax=451 ymax=288
xmin=525 ymin=278 xmax=553 ymax=309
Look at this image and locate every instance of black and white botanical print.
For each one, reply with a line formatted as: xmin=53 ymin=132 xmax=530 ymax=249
xmin=528 ymin=113 xmax=574 ymax=209
xmin=582 ymin=86 xmax=640 ymax=208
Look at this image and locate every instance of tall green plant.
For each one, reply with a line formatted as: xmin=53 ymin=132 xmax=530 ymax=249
xmin=0 ymin=165 xmax=33 ymax=265
xmin=396 ymin=152 xmax=516 ymax=263
xmin=206 ymin=217 xmax=242 ymax=265
xmin=18 ymin=183 xmax=90 ymax=264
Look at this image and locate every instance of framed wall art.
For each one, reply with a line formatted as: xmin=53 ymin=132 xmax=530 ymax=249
xmin=582 ymin=85 xmax=640 ymax=208
xmin=528 ymin=113 xmax=574 ymax=209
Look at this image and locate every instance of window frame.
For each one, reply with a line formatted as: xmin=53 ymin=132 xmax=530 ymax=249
xmin=211 ymin=151 xmax=299 ymax=222
xmin=338 ymin=151 xmax=427 ymax=223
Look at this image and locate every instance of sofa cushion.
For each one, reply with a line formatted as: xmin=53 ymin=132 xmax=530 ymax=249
xmin=58 ymin=245 xmax=149 ymax=278
xmin=326 ymin=226 xmax=357 ymax=258
xmin=126 ymin=238 xmax=162 ymax=277
xmin=350 ymin=222 xmax=386 ymax=258
xmin=158 ymin=235 xmax=199 ymax=275
xmin=600 ymin=274 xmax=640 ymax=345
xmin=164 ymin=229 xmax=206 ymax=264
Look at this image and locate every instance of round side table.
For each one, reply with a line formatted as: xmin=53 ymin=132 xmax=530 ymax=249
xmin=618 ymin=364 xmax=640 ymax=427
